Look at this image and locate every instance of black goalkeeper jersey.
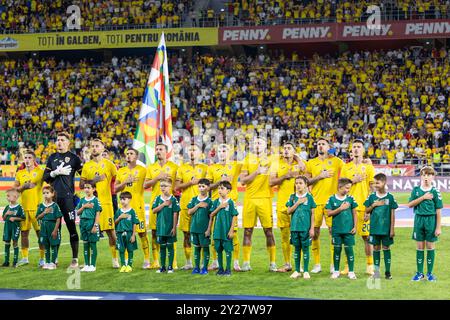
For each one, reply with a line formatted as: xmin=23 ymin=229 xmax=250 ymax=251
xmin=43 ymin=151 xmax=82 ymax=198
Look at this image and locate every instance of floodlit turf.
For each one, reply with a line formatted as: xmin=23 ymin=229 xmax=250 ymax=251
xmin=0 ymin=191 xmax=449 ymax=299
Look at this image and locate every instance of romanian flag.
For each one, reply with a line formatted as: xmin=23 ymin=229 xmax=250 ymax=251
xmin=133 ymin=32 xmax=173 ymax=165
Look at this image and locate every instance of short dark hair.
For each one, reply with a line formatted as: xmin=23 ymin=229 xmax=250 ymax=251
xmin=317 ymin=137 xmax=330 ymax=144
xmin=295 ymin=175 xmax=309 ymax=185
xmin=338 ymin=178 xmax=353 ymax=189
xmin=42 ymin=185 xmax=57 ymax=200
xmin=126 ymin=148 xmax=139 ymax=156
xmin=218 ymin=181 xmax=232 ymax=190
xmin=198 ymin=178 xmax=211 ymax=186
xmin=156 ymin=143 xmax=168 ymax=151
xmin=83 ymin=180 xmax=96 ymax=188
xmin=57 ymin=131 xmax=71 ymax=141
xmin=352 ymin=139 xmax=364 ymax=146
xmin=91 ymin=138 xmax=104 ymax=146
xmin=283 ymin=141 xmax=296 ymax=149
xmin=120 ymin=191 xmax=132 ymax=199
xmin=374 ymin=173 xmax=387 ymax=183
xmin=23 ymin=149 xmax=36 ymax=158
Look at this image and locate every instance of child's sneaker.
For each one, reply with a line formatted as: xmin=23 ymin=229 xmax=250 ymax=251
xmin=412 ymin=272 xmax=425 ymax=281
xmin=42 ymin=263 xmax=50 ymax=270
xmin=120 ymin=266 xmax=127 ymax=273
xmin=426 ymin=273 xmax=437 ymax=282
xmin=48 ymin=263 xmax=57 ymax=270
xmin=88 ymin=265 xmax=96 ymax=272
xmin=290 ymin=271 xmax=300 ymax=279
xmin=348 ymin=272 xmax=357 ymax=280
xmin=200 ymin=267 xmax=208 ymax=275
xmin=125 ymin=265 xmax=133 ymax=273
xmin=223 ymin=270 xmax=231 ymax=277
xmin=303 ymin=272 xmax=311 ymax=279
xmin=331 ymin=271 xmax=340 ymax=279
xmin=80 ymin=265 xmax=90 ymax=272
xmin=156 ymin=267 xmax=166 ymax=273
xmin=167 ymin=266 xmax=174 ymax=274
xmin=191 ymin=267 xmax=200 ymax=274
xmin=2 ymin=262 xmax=9 ymax=267
xmin=216 ymin=269 xmax=225 ymax=276
xmin=385 ymin=272 xmax=392 ymax=280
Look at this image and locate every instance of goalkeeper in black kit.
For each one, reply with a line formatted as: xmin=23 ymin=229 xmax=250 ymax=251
xmin=43 ymin=132 xmax=83 ymax=268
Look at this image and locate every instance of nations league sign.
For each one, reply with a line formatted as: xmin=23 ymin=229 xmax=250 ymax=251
xmin=388 ymin=177 xmax=450 ymax=192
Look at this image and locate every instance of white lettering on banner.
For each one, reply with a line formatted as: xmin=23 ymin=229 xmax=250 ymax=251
xmin=390 ymin=178 xmax=449 ymax=192
xmin=222 ymin=29 xmax=269 ymax=41
xmin=342 ymin=24 xmax=391 ymax=37
xmin=405 ymin=22 xmax=450 ymax=35
xmin=282 ymin=26 xmax=330 ymax=39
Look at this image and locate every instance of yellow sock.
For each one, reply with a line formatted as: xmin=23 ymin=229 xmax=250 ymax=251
xmin=280 ymin=228 xmax=290 ymax=265
xmin=110 ymin=245 xmax=117 ymax=259
xmin=243 ymin=245 xmax=252 ymax=262
xmin=173 ymin=242 xmax=178 ymax=268
xmin=267 ymin=246 xmax=276 ymax=264
xmin=233 ymin=232 xmax=240 ymax=261
xmin=140 ymin=236 xmax=150 ymax=261
xmin=39 ymin=249 xmax=45 ymax=259
xmin=125 ymin=250 xmax=129 ymax=261
xmin=211 ymin=240 xmax=217 ymax=260
xmin=312 ymin=239 xmax=320 ymax=265
xmin=184 ymin=246 xmax=192 ymax=261
xmin=367 ymin=255 xmax=374 ymax=265
xmin=21 ymin=248 xmax=29 ymax=259
xmin=151 ymin=236 xmax=160 ymax=264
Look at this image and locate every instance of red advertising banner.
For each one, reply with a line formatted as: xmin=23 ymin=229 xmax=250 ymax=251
xmin=219 ymin=19 xmax=450 ymax=45
xmin=374 ymin=164 xmax=416 ymax=177
xmin=387 ymin=176 xmax=450 ymax=192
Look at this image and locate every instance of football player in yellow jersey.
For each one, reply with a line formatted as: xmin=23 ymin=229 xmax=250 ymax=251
xmin=269 ymin=141 xmax=306 ymax=272
xmin=305 ymin=138 xmax=344 ymax=274
xmin=206 ymin=143 xmax=242 ymax=271
xmin=240 ymin=137 xmax=277 ymax=272
xmin=14 ymin=149 xmax=45 ymax=267
xmin=80 ymin=139 xmax=119 ymax=268
xmin=341 ymin=139 xmax=376 ymax=275
xmin=144 ymin=143 xmax=178 ymax=269
xmin=114 ymin=148 xmax=150 ymax=269
xmin=175 ymin=144 xmax=208 ymax=269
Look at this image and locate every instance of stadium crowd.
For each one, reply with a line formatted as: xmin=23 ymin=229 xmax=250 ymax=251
xmin=0 ymin=0 xmax=191 ymax=33
xmin=0 ymin=46 xmax=450 ymax=167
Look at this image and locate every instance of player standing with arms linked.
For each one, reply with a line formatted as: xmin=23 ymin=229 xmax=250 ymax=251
xmin=43 ymin=132 xmax=82 ymax=268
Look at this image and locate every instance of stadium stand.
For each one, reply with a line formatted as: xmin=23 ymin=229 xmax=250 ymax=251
xmin=0 ymin=47 xmax=449 ymax=169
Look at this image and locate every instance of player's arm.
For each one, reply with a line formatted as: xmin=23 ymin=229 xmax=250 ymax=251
xmin=152 ymin=200 xmax=169 ymax=214
xmin=114 ymin=175 xmax=133 ymax=193
xmin=435 ymin=209 xmax=442 ymax=237
xmin=210 ymin=202 xmax=228 ymax=218
xmin=205 ymin=216 xmax=213 ymax=237
xmin=269 ymin=171 xmax=289 ymax=187
xmin=188 ymin=202 xmax=206 ymax=215
xmin=174 ymin=177 xmax=192 ymax=192
xmin=239 ymin=169 xmax=259 ymax=185
xmin=131 ymin=221 xmax=137 ymax=243
xmin=406 ymin=192 xmax=433 ymax=208
xmin=228 ymin=216 xmax=237 ymax=239
xmin=390 ymin=208 xmax=396 ymax=238
xmin=51 ymin=217 xmax=61 ymax=239
xmin=287 ymin=198 xmax=303 ymax=214
xmin=171 ymin=211 xmax=179 ymax=236
xmin=326 ymin=202 xmax=349 ymax=217
xmin=14 ymin=180 xmax=35 ymax=192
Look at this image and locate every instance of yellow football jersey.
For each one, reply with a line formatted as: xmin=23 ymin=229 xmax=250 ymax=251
xmin=81 ymin=159 xmax=117 ymax=205
xmin=176 ymin=162 xmax=208 ymax=209
xmin=146 ymin=161 xmax=178 ymax=207
xmin=206 ymin=161 xmax=242 ymax=201
xmin=341 ymin=162 xmax=375 ymax=210
xmin=15 ymin=166 xmax=44 ymax=211
xmin=270 ymin=158 xmax=304 ymax=213
xmin=116 ymin=165 xmax=147 ymax=214
xmin=306 ymin=156 xmax=344 ymax=205
xmin=241 ymin=154 xmax=273 ymax=199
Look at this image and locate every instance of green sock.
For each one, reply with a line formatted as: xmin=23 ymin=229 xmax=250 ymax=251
xmin=294 ymin=246 xmax=301 ymax=272
xmin=202 ymin=246 xmax=210 ymax=269
xmin=427 ymin=249 xmax=435 ymax=274
xmin=90 ymin=242 xmax=97 ymax=267
xmin=83 ymin=242 xmax=90 ymax=266
xmin=334 ymin=246 xmax=342 ymax=272
xmin=303 ymin=246 xmax=310 ymax=272
xmin=128 ymin=250 xmax=134 ymax=267
xmin=4 ymin=244 xmax=10 ymax=264
xmin=373 ymin=250 xmax=381 ymax=271
xmin=383 ymin=249 xmax=391 ymax=273
xmin=45 ymin=245 xmax=51 ymax=263
xmin=225 ymin=251 xmax=232 ymax=272
xmin=344 ymin=246 xmax=354 ymax=272
xmin=51 ymin=246 xmax=58 ymax=263
xmin=217 ymin=248 xmax=224 ymax=271
xmin=167 ymin=243 xmax=174 ymax=268
xmin=417 ymin=250 xmax=424 ymax=273
xmin=119 ymin=251 xmax=126 ymax=266
xmin=160 ymin=244 xmax=167 ymax=268
xmin=13 ymin=246 xmax=19 ymax=265
xmin=194 ymin=246 xmax=201 ymax=269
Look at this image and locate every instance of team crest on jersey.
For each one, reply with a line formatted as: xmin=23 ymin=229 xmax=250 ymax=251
xmin=197 ymin=169 xmax=202 ymax=174
xmin=384 ymin=199 xmax=389 ymax=205
xmin=33 ymin=172 xmax=37 ymax=177
xmin=228 ymin=165 xmax=232 ymax=170
xmin=65 ymin=157 xmax=70 ymax=163
xmin=127 ymin=215 xmax=131 ymax=221
xmin=328 ymin=160 xmax=332 ymax=165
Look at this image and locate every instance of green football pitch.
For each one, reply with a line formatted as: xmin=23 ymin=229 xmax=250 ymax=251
xmin=0 ymin=191 xmax=449 ymax=300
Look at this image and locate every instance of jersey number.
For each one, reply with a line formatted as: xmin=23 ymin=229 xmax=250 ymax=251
xmin=108 ymin=218 xmax=113 ymax=227
xmin=140 ymin=221 xmax=145 ymax=230
xmin=362 ymin=223 xmax=370 ymax=233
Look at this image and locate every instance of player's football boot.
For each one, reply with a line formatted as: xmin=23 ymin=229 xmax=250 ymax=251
xmin=69 ymin=259 xmax=78 ymax=269
xmin=241 ymin=262 xmax=252 ymax=272
xmin=125 ymin=266 xmax=133 ymax=273
xmin=348 ymin=272 xmax=357 ymax=280
xmin=16 ymin=258 xmax=29 ymax=267
xmin=426 ymin=273 xmax=437 ymax=282
xmin=2 ymin=262 xmax=9 ymax=267
xmin=366 ymin=264 xmax=374 ymax=276
xmin=311 ymin=264 xmax=321 ymax=274
xmin=411 ymin=272 xmax=425 ymax=281
xmin=149 ymin=261 xmax=160 ymax=269
xmin=38 ymin=259 xmax=45 ymax=268
xmin=269 ymin=262 xmax=278 ymax=272
xmin=142 ymin=260 xmax=151 ymax=269
xmin=233 ymin=261 xmax=241 ymax=272
xmin=181 ymin=261 xmax=193 ymax=270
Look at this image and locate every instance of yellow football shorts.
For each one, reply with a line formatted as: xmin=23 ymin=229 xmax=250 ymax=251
xmin=135 ymin=210 xmax=147 ymax=233
xmin=314 ymin=204 xmax=332 ymax=229
xmin=21 ymin=210 xmax=40 ymax=232
xmin=277 ymin=210 xmax=291 ymax=228
xmin=243 ymin=198 xmax=273 ymax=229
xmin=357 ymin=210 xmax=370 ymax=236
xmin=149 ymin=206 xmax=157 ymax=230
xmin=99 ymin=203 xmax=115 ymax=231
xmin=179 ymin=209 xmax=191 ymax=232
